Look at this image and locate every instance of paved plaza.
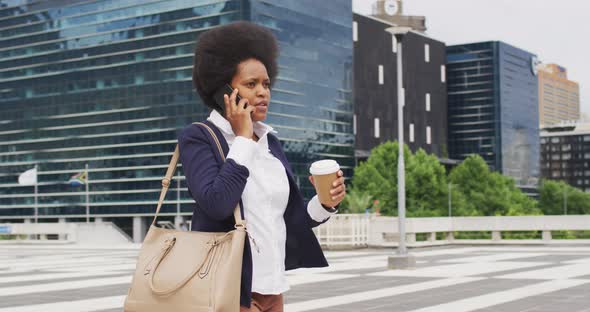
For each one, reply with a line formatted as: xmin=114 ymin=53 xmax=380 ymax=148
xmin=0 ymin=244 xmax=589 ymax=311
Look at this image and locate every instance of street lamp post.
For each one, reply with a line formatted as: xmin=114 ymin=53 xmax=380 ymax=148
xmin=563 ymin=187 xmax=568 ymax=215
xmin=448 ymin=182 xmax=452 ymax=218
xmin=386 ymin=26 xmax=415 ymax=269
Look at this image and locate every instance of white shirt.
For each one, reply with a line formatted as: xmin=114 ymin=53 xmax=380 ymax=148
xmin=207 ymin=110 xmax=336 ymax=295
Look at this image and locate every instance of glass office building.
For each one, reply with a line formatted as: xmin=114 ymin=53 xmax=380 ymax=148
xmin=0 ymin=0 xmax=353 ymax=236
xmin=447 ymin=41 xmax=539 ymax=187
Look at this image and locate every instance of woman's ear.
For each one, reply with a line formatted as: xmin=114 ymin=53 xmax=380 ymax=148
xmin=308 ymin=175 xmax=315 ymax=187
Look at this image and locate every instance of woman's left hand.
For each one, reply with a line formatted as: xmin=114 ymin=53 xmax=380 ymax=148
xmin=308 ymin=170 xmax=346 ymax=207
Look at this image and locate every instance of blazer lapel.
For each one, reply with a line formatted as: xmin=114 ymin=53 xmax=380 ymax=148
xmin=267 ymin=136 xmax=295 ymax=180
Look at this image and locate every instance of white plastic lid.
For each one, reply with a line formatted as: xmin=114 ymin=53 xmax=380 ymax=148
xmin=309 ymin=159 xmax=340 ymax=175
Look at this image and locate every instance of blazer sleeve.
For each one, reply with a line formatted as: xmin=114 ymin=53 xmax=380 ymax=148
xmin=178 ymin=124 xmax=250 ymax=221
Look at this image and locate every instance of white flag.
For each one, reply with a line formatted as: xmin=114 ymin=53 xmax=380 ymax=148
xmin=18 ymin=168 xmax=37 ymax=185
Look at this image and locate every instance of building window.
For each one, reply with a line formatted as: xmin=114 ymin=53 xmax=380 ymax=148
xmin=552 ymin=170 xmax=560 ymax=178
xmin=378 ymin=65 xmax=384 ymax=85
xmin=425 ymin=93 xmax=431 ymax=111
xmin=353 ymin=21 xmax=358 ymax=42
xmin=424 ymin=44 xmax=430 ymax=62
xmin=563 ymin=153 xmax=571 ymax=160
xmin=374 ymin=118 xmax=380 ymax=138
xmin=426 ymin=126 xmax=431 ymax=144
xmin=584 ymin=135 xmax=590 ymax=142
xmin=551 ymin=137 xmax=560 ymax=143
xmin=441 ymin=65 xmax=446 ymax=83
xmin=409 ymin=123 xmax=414 ymax=143
xmin=353 ymin=114 xmax=357 ymax=135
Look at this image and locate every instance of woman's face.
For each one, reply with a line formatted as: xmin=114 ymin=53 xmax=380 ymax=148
xmin=230 ymin=58 xmax=271 ymax=122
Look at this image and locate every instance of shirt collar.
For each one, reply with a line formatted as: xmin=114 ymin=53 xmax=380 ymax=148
xmin=207 ymin=109 xmax=278 ymax=139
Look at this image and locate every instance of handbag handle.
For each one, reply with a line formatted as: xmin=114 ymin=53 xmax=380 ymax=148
xmin=148 ymin=232 xmax=234 ymax=296
xmin=150 ymin=122 xmax=245 ymax=228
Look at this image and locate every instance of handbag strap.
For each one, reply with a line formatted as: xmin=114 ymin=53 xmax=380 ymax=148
xmin=150 ymin=122 xmax=245 ymax=227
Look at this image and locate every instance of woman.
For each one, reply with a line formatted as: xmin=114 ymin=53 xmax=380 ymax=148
xmin=178 ymin=21 xmax=346 ymax=312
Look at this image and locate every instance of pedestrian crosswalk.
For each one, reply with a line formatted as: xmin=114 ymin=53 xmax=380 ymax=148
xmin=0 ymin=245 xmax=589 ymax=311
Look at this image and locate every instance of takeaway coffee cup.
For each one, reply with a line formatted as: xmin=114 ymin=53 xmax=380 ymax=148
xmin=309 ymin=159 xmax=340 ymax=207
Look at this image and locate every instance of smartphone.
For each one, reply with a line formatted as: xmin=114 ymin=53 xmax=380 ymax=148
xmin=213 ymin=84 xmax=245 ymax=116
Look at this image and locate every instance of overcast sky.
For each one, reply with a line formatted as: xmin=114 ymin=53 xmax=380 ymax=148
xmin=353 ymin=0 xmax=589 ymax=115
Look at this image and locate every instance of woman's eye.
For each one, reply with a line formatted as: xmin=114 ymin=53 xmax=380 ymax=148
xmin=247 ymin=82 xmax=256 ymax=88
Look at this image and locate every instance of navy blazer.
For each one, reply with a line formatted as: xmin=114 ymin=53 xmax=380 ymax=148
xmin=177 ymin=120 xmax=329 ymax=308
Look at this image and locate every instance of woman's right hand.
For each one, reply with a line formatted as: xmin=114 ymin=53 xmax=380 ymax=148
xmin=224 ymin=87 xmax=256 ymax=138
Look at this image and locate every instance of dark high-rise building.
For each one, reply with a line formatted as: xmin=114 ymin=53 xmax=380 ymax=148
xmin=0 ymin=0 xmax=353 ymax=240
xmin=541 ymin=123 xmax=590 ymax=192
xmin=353 ymin=13 xmax=447 ymax=161
xmin=446 ymin=41 xmax=540 ymax=187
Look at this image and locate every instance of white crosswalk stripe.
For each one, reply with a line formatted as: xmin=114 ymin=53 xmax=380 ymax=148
xmin=0 ymin=246 xmax=588 ymax=312
xmin=0 ymin=271 xmax=130 ymax=284
xmin=496 ymin=263 xmax=590 ymax=280
xmin=0 ymin=276 xmax=131 ymax=296
xmin=0 ymin=296 xmax=126 ymax=312
xmin=368 ymin=261 xmax=551 ymax=278
xmin=284 ymin=277 xmax=485 ymax=312
xmin=404 ymin=279 xmax=590 ymax=312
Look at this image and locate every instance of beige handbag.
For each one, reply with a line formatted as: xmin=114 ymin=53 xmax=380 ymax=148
xmin=124 ymin=122 xmax=246 ymax=312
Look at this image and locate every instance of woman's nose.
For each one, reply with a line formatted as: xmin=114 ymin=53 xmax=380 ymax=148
xmin=256 ymin=85 xmax=268 ymax=97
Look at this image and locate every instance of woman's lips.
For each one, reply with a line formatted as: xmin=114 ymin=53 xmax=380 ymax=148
xmin=254 ymin=102 xmax=268 ymax=112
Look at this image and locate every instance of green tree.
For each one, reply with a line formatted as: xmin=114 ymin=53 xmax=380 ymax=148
xmin=405 ymin=149 xmax=448 ymax=217
xmin=448 ymin=155 xmax=540 ymax=216
xmin=538 ymin=179 xmax=565 ymax=215
xmin=447 ymin=181 xmax=474 ymax=216
xmin=351 ymin=141 xmax=450 ymax=216
xmin=351 ymin=141 xmax=411 ymax=216
xmin=349 ymin=143 xmax=541 ymax=217
xmin=500 ymin=172 xmax=540 ymax=216
xmin=539 ymin=179 xmax=590 ymax=215
xmin=340 ymin=187 xmax=373 ymax=214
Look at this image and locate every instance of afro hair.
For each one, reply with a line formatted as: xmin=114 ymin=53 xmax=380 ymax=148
xmin=192 ymin=21 xmax=279 ymax=111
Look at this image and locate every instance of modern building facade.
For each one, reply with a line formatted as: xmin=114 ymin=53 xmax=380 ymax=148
xmin=0 ymin=0 xmax=353 ymax=240
xmin=447 ymin=41 xmax=540 ymax=187
xmin=353 ymin=13 xmax=447 ymax=160
xmin=541 ymin=122 xmax=590 ymax=192
xmin=538 ymin=63 xmax=580 ymax=126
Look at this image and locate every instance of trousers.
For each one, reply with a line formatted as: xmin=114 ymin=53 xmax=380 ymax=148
xmin=239 ymin=292 xmax=283 ymax=312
